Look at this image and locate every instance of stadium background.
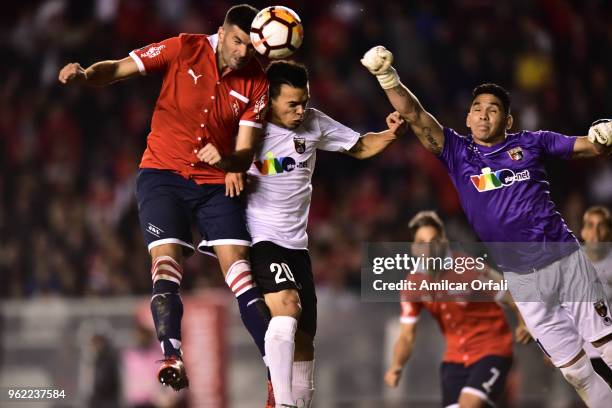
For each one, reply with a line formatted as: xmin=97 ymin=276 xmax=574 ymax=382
xmin=1 ymin=0 xmax=611 ymax=407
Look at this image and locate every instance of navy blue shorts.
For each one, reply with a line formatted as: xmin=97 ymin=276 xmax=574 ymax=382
xmin=135 ymin=168 xmax=251 ymax=256
xmin=440 ymin=355 xmax=512 ymax=407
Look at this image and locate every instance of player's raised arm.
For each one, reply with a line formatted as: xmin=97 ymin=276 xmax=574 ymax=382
xmin=345 ymin=111 xmax=407 ymax=159
xmin=572 ymin=119 xmax=612 ymax=158
xmin=361 ymin=46 xmax=444 ymax=154
xmin=58 ymin=57 xmax=140 ymax=87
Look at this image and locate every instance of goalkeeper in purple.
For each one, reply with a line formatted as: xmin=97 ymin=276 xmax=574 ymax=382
xmin=362 ymin=45 xmax=612 ymax=407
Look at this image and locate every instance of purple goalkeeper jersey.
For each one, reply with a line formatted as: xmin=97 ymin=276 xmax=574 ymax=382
xmin=439 ymin=127 xmax=579 ymax=271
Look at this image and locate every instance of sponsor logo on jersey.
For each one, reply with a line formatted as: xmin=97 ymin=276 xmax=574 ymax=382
xmin=140 ymin=45 xmax=166 ymax=59
xmin=254 ymin=151 xmax=307 ymax=175
xmin=470 ymin=167 xmax=530 ymax=192
xmin=507 ymin=146 xmax=524 ymax=161
xmin=293 ymin=136 xmax=306 ymax=153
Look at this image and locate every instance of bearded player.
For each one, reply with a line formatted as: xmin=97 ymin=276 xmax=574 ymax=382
xmin=59 ymin=4 xmax=271 ymax=391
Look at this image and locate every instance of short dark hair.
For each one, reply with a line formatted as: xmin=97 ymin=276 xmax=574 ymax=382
xmin=224 ymin=4 xmax=258 ymax=35
xmin=408 ymin=211 xmax=446 ymax=241
xmin=266 ymin=60 xmax=309 ymax=100
xmin=472 ymin=83 xmax=511 ymax=115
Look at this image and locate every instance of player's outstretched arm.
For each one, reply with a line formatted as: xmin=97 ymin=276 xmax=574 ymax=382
xmin=58 ymin=57 xmax=140 ymax=87
xmin=572 ymin=119 xmax=612 ymax=158
xmin=361 ymin=46 xmax=444 ymax=154
xmin=345 ymin=111 xmax=406 ymax=159
xmin=384 ymin=322 xmax=417 ymax=388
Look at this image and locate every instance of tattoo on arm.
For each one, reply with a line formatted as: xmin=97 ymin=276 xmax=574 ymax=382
xmin=392 ymin=85 xmax=420 ymax=116
xmin=393 ymin=86 xmax=409 ymax=97
xmin=422 ymin=127 xmax=441 ymax=154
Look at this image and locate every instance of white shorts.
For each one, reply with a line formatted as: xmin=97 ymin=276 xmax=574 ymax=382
xmin=505 ymin=248 xmax=612 ymax=367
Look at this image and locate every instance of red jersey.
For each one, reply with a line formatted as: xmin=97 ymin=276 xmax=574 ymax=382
xmin=129 ymin=34 xmax=268 ymax=184
xmin=399 ymin=260 xmax=513 ymax=366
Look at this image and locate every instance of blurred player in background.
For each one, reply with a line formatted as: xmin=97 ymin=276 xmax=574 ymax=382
xmin=225 ymin=60 xmax=406 ymax=407
xmin=362 ymin=45 xmax=612 ymax=406
xmin=582 ymin=206 xmax=612 ymax=385
xmin=384 ymin=211 xmax=530 ymax=408
xmin=58 ymin=4 xmax=271 ymax=391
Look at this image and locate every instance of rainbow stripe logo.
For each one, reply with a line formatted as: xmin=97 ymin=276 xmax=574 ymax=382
xmin=470 ymin=167 xmax=530 ymax=192
xmin=254 ymin=151 xmax=297 ymax=175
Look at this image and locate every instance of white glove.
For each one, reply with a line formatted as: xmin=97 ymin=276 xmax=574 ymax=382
xmin=588 ymin=119 xmax=612 ymax=146
xmin=361 ymin=46 xmax=400 ymax=89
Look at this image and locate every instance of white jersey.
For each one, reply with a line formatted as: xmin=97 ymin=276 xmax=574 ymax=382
xmin=245 ymin=108 xmax=360 ymax=249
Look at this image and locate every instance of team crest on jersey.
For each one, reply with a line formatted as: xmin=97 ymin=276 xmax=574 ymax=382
xmin=293 ymin=136 xmax=306 ymax=153
xmin=507 ymin=146 xmax=524 ymax=161
xmin=594 ymin=299 xmax=612 ymax=326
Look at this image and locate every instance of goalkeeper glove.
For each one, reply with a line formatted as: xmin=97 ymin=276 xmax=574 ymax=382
xmin=588 ymin=119 xmax=612 ymax=146
xmin=361 ymin=46 xmax=401 ymax=89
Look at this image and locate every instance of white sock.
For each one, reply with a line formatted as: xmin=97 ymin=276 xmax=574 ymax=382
xmin=559 ymin=353 xmax=612 ymax=407
xmin=265 ymin=316 xmax=298 ymax=407
xmin=292 ymin=360 xmax=314 ymax=408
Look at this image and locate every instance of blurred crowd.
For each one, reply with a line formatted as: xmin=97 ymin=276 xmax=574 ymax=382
xmin=1 ymin=0 xmax=611 ymax=298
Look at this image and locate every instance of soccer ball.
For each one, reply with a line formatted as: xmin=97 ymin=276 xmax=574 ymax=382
xmin=250 ymin=6 xmax=304 ymax=59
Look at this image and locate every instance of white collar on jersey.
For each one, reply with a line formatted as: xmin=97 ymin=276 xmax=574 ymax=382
xmin=207 ymin=34 xmax=219 ymax=53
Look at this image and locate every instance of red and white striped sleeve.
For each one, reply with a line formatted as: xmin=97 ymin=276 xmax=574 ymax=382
xmin=129 ymin=37 xmax=181 ymax=75
xmin=239 ymin=75 xmax=269 ymax=129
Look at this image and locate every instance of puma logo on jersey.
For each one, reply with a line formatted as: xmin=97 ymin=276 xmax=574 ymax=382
xmin=188 ymin=69 xmax=203 ymax=84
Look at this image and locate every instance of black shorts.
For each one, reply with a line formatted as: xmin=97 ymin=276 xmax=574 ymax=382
xmin=250 ymin=241 xmax=317 ymax=338
xmin=591 ymin=357 xmax=612 ymax=386
xmin=135 ymin=168 xmax=251 ymax=256
xmin=441 ymin=355 xmax=512 ymax=407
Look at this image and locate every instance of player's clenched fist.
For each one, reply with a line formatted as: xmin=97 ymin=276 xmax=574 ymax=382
xmin=361 ymin=46 xmax=394 ymax=75
xmin=58 ymin=62 xmax=87 ymax=84
xmin=588 ymin=119 xmax=612 ymax=147
xmin=361 ymin=46 xmax=400 ymax=90
xmin=386 ymin=111 xmax=407 ymax=136
xmin=197 ymin=143 xmax=223 ymax=166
